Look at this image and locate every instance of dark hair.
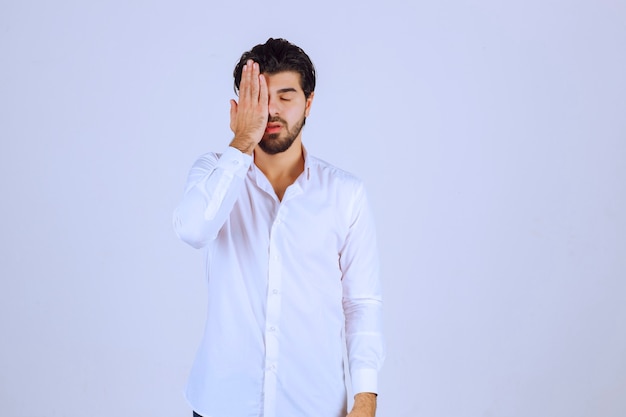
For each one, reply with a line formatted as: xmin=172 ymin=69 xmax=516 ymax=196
xmin=233 ymin=38 xmax=316 ymax=99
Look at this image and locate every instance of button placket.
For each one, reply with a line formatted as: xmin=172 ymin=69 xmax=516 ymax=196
xmin=263 ymin=206 xmax=285 ymax=417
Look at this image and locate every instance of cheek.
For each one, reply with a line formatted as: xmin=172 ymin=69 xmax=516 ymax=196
xmin=284 ymin=104 xmax=307 ymax=123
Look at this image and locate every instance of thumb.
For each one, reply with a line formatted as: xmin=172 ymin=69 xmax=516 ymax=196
xmin=229 ymin=99 xmax=237 ymax=133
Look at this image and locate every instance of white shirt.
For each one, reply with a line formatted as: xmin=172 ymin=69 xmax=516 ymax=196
xmin=173 ymin=146 xmax=384 ymax=417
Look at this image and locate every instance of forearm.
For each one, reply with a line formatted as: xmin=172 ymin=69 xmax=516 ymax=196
xmin=173 ymin=147 xmax=251 ymax=248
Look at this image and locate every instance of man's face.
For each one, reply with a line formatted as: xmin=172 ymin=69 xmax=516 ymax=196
xmin=259 ymin=71 xmax=314 ymax=155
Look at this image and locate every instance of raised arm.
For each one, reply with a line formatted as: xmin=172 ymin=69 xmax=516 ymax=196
xmin=173 ymin=60 xmax=268 ymax=248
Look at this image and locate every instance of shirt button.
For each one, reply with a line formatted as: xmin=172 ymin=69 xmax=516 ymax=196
xmin=272 ymin=289 xmax=279 ymax=295
xmin=269 ymin=326 xmax=276 ymax=331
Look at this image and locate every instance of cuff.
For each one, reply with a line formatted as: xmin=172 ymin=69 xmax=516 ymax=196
xmin=216 ymin=146 xmax=253 ymax=178
xmin=351 ymin=368 xmax=379 ymax=395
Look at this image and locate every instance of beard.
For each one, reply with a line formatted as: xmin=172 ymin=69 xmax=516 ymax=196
xmin=258 ymin=114 xmax=306 ymax=155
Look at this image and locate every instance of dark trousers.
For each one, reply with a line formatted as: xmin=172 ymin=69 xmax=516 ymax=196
xmin=193 ymin=412 xmax=202 ymax=417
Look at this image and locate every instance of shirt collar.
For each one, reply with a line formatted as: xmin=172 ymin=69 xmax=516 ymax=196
xmin=249 ymin=145 xmax=312 ymax=199
xmin=302 ymin=146 xmax=312 ymax=182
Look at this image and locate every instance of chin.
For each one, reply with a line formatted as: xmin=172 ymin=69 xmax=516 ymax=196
xmin=259 ymin=136 xmax=295 ymax=155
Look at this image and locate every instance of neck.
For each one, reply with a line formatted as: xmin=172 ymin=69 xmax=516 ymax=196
xmin=254 ymin=137 xmax=305 ymax=201
xmin=254 ymin=137 xmax=305 ymax=179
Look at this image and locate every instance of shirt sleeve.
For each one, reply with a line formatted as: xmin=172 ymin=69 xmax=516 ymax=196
xmin=173 ymin=146 xmax=252 ymax=249
xmin=340 ymin=182 xmax=385 ymax=395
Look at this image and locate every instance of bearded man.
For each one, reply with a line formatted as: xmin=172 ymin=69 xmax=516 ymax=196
xmin=174 ymin=38 xmax=385 ymax=417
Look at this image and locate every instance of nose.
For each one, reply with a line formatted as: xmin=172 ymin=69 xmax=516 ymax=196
xmin=268 ymin=96 xmax=280 ymax=116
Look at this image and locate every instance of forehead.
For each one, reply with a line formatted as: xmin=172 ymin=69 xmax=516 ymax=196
xmin=262 ymin=71 xmax=303 ymax=93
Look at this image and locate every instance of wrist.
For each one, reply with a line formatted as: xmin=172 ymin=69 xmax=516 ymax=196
xmin=229 ymin=136 xmax=257 ymax=155
xmin=352 ymin=392 xmax=377 ymax=412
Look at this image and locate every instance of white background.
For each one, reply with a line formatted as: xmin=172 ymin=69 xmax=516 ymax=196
xmin=1 ymin=1 xmax=625 ymax=416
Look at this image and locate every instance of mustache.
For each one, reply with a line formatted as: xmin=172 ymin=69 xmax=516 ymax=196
xmin=268 ymin=116 xmax=287 ymax=124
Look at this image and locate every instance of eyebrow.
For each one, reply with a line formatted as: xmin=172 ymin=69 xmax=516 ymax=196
xmin=276 ymin=88 xmax=298 ymax=94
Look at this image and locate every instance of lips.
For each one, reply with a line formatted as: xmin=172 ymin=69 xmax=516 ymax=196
xmin=265 ymin=123 xmax=282 ymax=133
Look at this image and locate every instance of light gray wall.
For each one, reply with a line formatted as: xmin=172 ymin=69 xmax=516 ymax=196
xmin=1 ymin=1 xmax=625 ymax=416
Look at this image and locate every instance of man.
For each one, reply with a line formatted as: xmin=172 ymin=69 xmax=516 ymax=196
xmin=173 ymin=38 xmax=384 ymax=417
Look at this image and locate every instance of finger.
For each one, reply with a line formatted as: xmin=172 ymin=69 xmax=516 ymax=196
xmin=229 ymin=99 xmax=238 ymax=132
xmin=245 ymin=60 xmax=256 ymax=100
xmin=239 ymin=61 xmax=251 ymax=99
xmin=258 ymin=73 xmax=268 ymax=111
xmin=249 ymin=61 xmax=260 ymax=102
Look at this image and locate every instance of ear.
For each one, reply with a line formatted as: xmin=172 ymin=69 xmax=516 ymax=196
xmin=304 ymin=92 xmax=315 ymax=117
